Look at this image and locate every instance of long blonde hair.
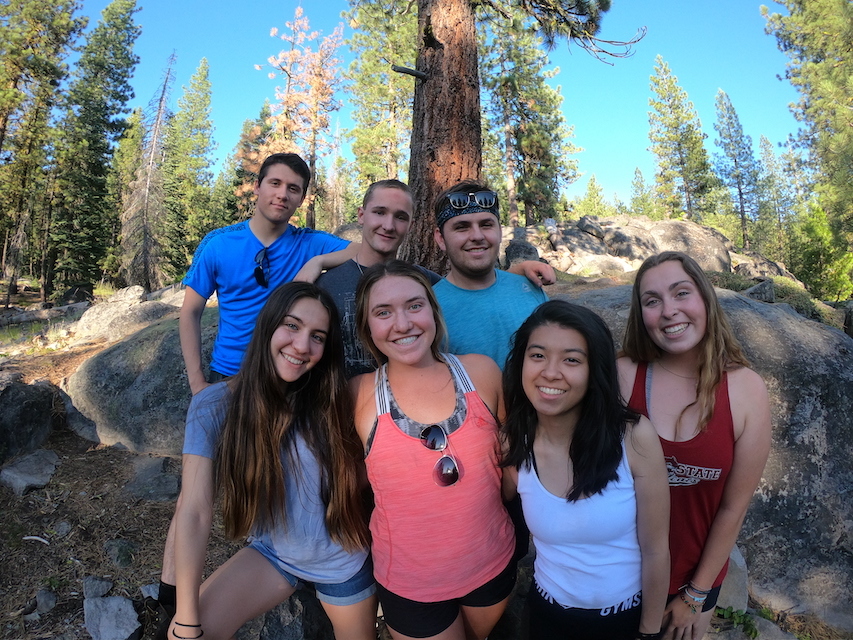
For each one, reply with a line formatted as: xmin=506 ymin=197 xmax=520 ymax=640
xmin=215 ymin=282 xmax=368 ymax=550
xmin=621 ymin=251 xmax=750 ymax=432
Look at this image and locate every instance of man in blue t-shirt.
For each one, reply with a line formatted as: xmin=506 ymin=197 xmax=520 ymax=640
xmin=432 ymin=180 xmax=548 ymax=370
xmin=180 ymin=152 xmax=355 ymax=395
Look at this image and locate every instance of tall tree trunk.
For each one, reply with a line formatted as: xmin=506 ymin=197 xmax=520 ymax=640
xmin=400 ymin=0 xmax=482 ymax=272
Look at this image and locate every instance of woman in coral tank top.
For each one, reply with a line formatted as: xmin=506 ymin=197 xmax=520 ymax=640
xmin=350 ymin=260 xmax=515 ymax=640
xmin=618 ymin=251 xmax=771 ymax=640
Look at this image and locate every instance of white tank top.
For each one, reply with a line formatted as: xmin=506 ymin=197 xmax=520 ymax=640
xmin=518 ymin=441 xmax=642 ymax=609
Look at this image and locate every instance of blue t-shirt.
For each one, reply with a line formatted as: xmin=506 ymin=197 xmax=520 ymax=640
xmin=434 ymin=269 xmax=548 ymax=369
xmin=183 ymin=221 xmax=349 ymax=375
xmin=182 ymin=382 xmax=368 ymax=583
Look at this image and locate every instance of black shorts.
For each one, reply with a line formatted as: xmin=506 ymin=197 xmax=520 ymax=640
xmin=667 ymin=584 xmax=721 ymax=613
xmin=376 ymin=560 xmax=516 ymax=638
xmin=528 ymin=582 xmax=642 ymax=640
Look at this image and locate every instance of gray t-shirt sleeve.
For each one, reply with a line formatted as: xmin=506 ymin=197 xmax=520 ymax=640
xmin=183 ymin=382 xmax=231 ymax=458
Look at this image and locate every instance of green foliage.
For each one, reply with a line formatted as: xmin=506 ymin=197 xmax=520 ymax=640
xmin=343 ymin=0 xmax=416 ymax=185
xmin=162 ymin=58 xmax=216 ymax=280
xmin=480 ymin=12 xmax=580 ymax=226
xmin=51 ymin=0 xmax=141 ymax=289
xmin=648 ymin=56 xmax=716 ymax=220
xmin=716 ymin=607 xmax=759 ymax=639
xmin=772 ymin=277 xmax=844 ymax=326
xmin=713 ymin=90 xmax=760 ymax=249
xmin=572 ymin=175 xmax=617 ymax=219
xmin=706 ymin=271 xmax=755 ymax=292
xmin=764 ymin=0 xmax=853 ymax=230
xmin=786 ymin=203 xmax=853 ymax=302
xmin=629 ymin=168 xmax=664 ymax=219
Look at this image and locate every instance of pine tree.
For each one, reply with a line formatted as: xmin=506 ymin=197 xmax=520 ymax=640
xmin=713 ymin=90 xmax=759 ymax=249
xmin=400 ymin=0 xmax=642 ymax=269
xmin=233 ymin=102 xmax=274 ymax=220
xmin=50 ymin=0 xmax=140 ymax=291
xmin=480 ymin=13 xmax=580 ymax=226
xmin=262 ymin=7 xmax=343 ymax=228
xmin=763 ymin=0 xmax=853 ymax=229
xmin=343 ymin=0 xmax=417 ymax=185
xmin=208 ymin=156 xmax=239 ymax=231
xmin=756 ymin=136 xmax=794 ymax=263
xmin=648 ymin=55 xmax=715 ymax=220
xmin=161 ymin=58 xmax=216 ymax=279
xmin=629 ymin=168 xmax=662 ymax=219
xmin=120 ymin=55 xmax=175 ymax=291
xmin=787 ymin=203 xmax=853 ymax=301
xmin=573 ymin=175 xmax=616 ymax=219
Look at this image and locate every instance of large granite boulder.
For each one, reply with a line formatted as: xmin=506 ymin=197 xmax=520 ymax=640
xmin=75 ymin=284 xmax=179 ymax=342
xmin=563 ymin=285 xmax=853 ymax=630
xmin=63 ymin=308 xmax=218 ymax=454
xmin=0 ymin=374 xmax=57 ymax=463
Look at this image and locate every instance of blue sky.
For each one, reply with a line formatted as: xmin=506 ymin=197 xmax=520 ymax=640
xmin=81 ymin=0 xmax=800 ymax=204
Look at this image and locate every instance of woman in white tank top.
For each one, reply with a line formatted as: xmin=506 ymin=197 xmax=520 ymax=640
xmin=502 ymin=301 xmax=670 ymax=640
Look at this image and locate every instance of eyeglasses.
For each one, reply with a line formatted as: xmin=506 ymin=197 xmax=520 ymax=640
xmin=420 ymin=424 xmax=459 ymax=487
xmin=446 ymin=190 xmax=497 ymax=210
xmin=254 ymin=247 xmax=269 ymax=288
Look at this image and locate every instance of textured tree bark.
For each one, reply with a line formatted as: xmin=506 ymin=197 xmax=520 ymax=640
xmin=399 ymin=0 xmax=482 ymax=273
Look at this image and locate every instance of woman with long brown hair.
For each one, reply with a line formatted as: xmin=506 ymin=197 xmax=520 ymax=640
xmin=618 ymin=251 xmax=771 ymax=640
xmin=168 ymin=282 xmax=374 ymax=640
xmin=351 ymin=260 xmax=515 ymax=640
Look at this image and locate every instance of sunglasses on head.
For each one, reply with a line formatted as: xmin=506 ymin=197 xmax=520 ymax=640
xmin=254 ymin=247 xmax=269 ymax=288
xmin=446 ymin=191 xmax=497 ymax=210
xmin=420 ymin=424 xmax=459 ymax=487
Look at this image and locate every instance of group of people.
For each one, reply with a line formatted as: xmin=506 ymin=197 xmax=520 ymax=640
xmin=157 ymin=152 xmax=771 ymax=640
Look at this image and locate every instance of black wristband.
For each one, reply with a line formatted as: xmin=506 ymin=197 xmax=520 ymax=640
xmin=636 ymin=632 xmax=663 ymax=640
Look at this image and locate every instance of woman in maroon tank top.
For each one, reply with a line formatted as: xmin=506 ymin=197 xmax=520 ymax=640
xmin=617 ymin=251 xmax=771 ymax=640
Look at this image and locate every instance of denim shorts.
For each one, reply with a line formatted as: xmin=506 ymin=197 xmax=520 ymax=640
xmin=249 ymin=544 xmax=376 ymax=607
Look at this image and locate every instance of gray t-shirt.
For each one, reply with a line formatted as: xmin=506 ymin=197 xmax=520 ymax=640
xmin=182 ymin=382 xmax=368 ymax=583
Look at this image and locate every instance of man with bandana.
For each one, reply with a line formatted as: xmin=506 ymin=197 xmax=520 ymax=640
xmin=433 ymin=180 xmax=549 ymax=369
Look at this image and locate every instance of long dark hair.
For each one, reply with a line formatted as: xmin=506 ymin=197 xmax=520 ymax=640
xmin=215 ymin=282 xmax=368 ymax=550
xmin=502 ymin=300 xmax=638 ymax=501
xmin=621 ymin=251 xmax=749 ymax=432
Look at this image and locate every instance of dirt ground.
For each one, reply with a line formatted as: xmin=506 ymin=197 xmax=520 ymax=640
xmin=1 ymin=281 xmax=850 ymax=640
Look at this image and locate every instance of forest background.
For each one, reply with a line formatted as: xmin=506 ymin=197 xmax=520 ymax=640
xmin=1 ymin=0 xmax=852 ymax=305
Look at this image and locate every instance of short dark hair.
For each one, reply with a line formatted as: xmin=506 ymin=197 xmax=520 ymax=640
xmin=433 ymin=180 xmax=499 ymax=232
xmin=362 ymin=179 xmax=412 ymax=208
xmin=502 ymin=300 xmax=637 ymax=501
xmin=257 ymin=153 xmax=311 ymax=193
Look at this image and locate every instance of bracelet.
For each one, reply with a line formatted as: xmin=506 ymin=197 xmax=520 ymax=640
xmin=681 ymin=589 xmax=707 ymax=604
xmin=679 ymin=592 xmax=699 ymax=614
xmin=687 ymin=580 xmax=712 ymax=595
xmin=636 ymin=632 xmax=663 ymax=640
xmin=174 ymin=623 xmax=201 ymax=628
xmin=172 ymin=630 xmax=204 ymax=640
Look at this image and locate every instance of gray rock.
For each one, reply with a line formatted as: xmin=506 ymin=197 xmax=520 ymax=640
xmin=742 ymin=279 xmax=774 ymax=303
xmin=83 ymin=576 xmax=113 ymax=599
xmin=577 ymin=215 xmax=605 ymax=238
xmin=76 ymin=300 xmax=178 ymax=342
xmin=0 ymin=449 xmax=60 ymax=496
xmin=124 ymin=456 xmax=179 ymax=501
xmin=146 ymin=283 xmax=186 ymax=308
xmin=717 ymin=546 xmax=748 ymax=612
xmin=108 ymin=286 xmax=147 ymax=304
xmin=568 ymin=286 xmax=853 ymax=630
xmin=140 ymin=583 xmax=159 ymax=600
xmin=648 ymin=220 xmax=732 ymax=272
xmin=256 ymin=589 xmax=334 ymax=640
xmin=83 ymin=596 xmax=141 ymax=640
xmin=330 ymin=222 xmax=362 ymax=243
xmin=602 ymin=224 xmax=659 ymax=262
xmin=0 ymin=380 xmax=56 ymax=463
xmin=59 ymin=387 xmax=99 ymax=443
xmin=503 ymin=239 xmax=540 ymax=268
xmin=36 ymin=589 xmax=57 ymax=613
xmin=64 ymin=309 xmax=218 ymax=454
xmin=104 ymin=539 xmax=138 ymax=568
